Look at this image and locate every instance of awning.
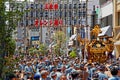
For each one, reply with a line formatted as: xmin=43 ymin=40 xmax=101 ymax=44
xmin=114 ymin=41 xmax=120 ymax=45
xmin=98 ymin=25 xmax=112 ymax=37
xmin=70 ymin=34 xmax=77 ymax=40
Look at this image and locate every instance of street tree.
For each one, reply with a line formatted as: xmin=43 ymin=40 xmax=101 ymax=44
xmin=0 ymin=0 xmax=28 ymax=78
xmin=52 ymin=30 xmax=66 ymax=56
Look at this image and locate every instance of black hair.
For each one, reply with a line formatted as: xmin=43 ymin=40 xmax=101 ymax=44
xmin=8 ymin=73 xmax=16 ymax=80
xmin=71 ymin=71 xmax=79 ymax=79
xmin=110 ymin=67 xmax=118 ymax=76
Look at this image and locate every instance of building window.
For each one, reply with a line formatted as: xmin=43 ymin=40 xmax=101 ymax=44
xmin=78 ymin=3 xmax=81 ymax=8
xmin=44 ymin=11 xmax=48 ymax=17
xmin=31 ymin=4 xmax=34 ymax=9
xmin=82 ymin=3 xmax=86 ymax=9
xmin=31 ymin=11 xmax=33 ymax=17
xmin=40 ymin=4 xmax=43 ymax=10
xmin=118 ymin=12 xmax=120 ymax=26
xmin=59 ymin=4 xmax=62 ymax=9
xmin=69 ymin=4 xmax=72 ymax=9
xmin=36 ymin=11 xmax=39 ymax=17
xmin=40 ymin=12 xmax=43 ymax=17
xmin=26 ymin=20 xmax=28 ymax=26
xmin=36 ymin=4 xmax=38 ymax=9
xmin=73 ymin=4 xmax=77 ymax=9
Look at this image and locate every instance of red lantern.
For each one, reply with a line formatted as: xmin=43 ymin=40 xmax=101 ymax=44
xmin=44 ymin=3 xmax=49 ymax=10
xmin=54 ymin=3 xmax=58 ymax=10
xmin=49 ymin=3 xmax=53 ymax=9
xmin=54 ymin=19 xmax=59 ymax=26
xmin=34 ymin=19 xmax=39 ymax=27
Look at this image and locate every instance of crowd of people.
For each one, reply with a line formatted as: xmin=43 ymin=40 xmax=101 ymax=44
xmin=7 ymin=52 xmax=120 ymax=80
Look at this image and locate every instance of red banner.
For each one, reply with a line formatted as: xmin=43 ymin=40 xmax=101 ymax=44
xmin=44 ymin=3 xmax=49 ymax=10
xmin=34 ymin=19 xmax=63 ymax=27
xmin=49 ymin=3 xmax=53 ymax=9
xmin=40 ymin=20 xmax=43 ymax=27
xmin=54 ymin=3 xmax=58 ymax=10
xmin=34 ymin=19 xmax=38 ymax=27
xmin=49 ymin=19 xmax=53 ymax=26
xmin=54 ymin=19 xmax=59 ymax=26
xmin=44 ymin=3 xmax=58 ymax=10
xmin=59 ymin=19 xmax=63 ymax=26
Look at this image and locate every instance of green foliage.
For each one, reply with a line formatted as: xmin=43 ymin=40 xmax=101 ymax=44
xmin=5 ymin=38 xmax=16 ymax=55
xmin=28 ymin=43 xmax=48 ymax=56
xmin=2 ymin=55 xmax=20 ymax=78
xmin=53 ymin=31 xmax=66 ymax=44
xmin=69 ymin=50 xmax=77 ymax=58
xmin=0 ymin=0 xmax=28 ymax=78
xmin=52 ymin=31 xmax=67 ymax=56
xmin=29 ymin=47 xmax=35 ymax=54
xmin=53 ymin=44 xmax=60 ymax=55
xmin=39 ymin=43 xmax=48 ymax=55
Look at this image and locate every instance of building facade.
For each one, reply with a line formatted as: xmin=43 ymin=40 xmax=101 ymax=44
xmin=113 ymin=0 xmax=120 ymax=58
xmin=14 ymin=0 xmax=100 ymax=49
xmin=97 ymin=0 xmax=113 ymax=40
xmin=99 ymin=0 xmax=113 ymax=28
xmin=16 ymin=0 xmax=88 ymax=47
